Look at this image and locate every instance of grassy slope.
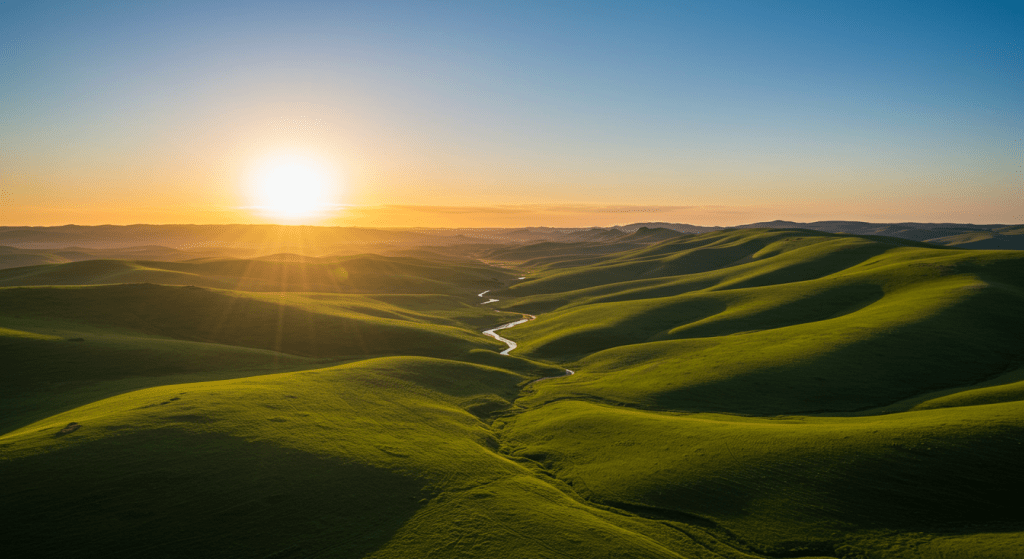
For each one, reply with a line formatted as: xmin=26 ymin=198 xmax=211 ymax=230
xmin=501 ymin=399 xmax=1024 ymax=556
xmin=501 ymin=232 xmax=1024 ymax=414
xmin=4 ymin=229 xmax=1023 ymax=558
xmin=491 ymin=229 xmax=1024 ymax=556
xmin=1 ymin=358 xmax=743 ymax=559
xmin=928 ymin=225 xmax=1024 ymax=250
xmin=0 ymin=284 xmax=503 ymax=363
xmin=500 ymin=230 xmax=899 ymax=313
xmin=0 ymin=252 xmax=67 ymax=269
xmin=912 ymin=364 xmax=1024 ymax=411
xmin=0 ymin=253 xmax=518 ymax=294
xmin=481 ymin=228 xmax=686 ymax=271
xmin=0 ymin=283 xmax=507 ymax=434
xmin=0 ymin=245 xmax=196 ymax=270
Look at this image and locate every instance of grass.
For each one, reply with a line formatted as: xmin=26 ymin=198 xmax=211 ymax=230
xmin=492 ymin=229 xmax=1023 ymax=555
xmin=1 ymin=359 xmax=502 ymax=558
xmin=500 ymin=233 xmax=1024 ymax=415
xmin=500 ymin=398 xmax=1024 ymax=556
xmin=0 ymin=283 xmax=508 ymax=434
xmin=0 ymin=284 xmax=505 ymax=364
xmin=0 ymin=253 xmax=518 ymax=294
xmin=1 ymin=358 xmax=733 ymax=559
xmin=912 ymin=365 xmax=1024 ymax=411
xmin=2 ymin=227 xmax=1023 ymax=558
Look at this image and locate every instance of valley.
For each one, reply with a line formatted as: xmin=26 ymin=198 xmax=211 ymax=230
xmin=1 ymin=227 xmax=1022 ymax=558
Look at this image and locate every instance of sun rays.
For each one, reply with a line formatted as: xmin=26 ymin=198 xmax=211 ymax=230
xmin=247 ymin=154 xmax=340 ymax=222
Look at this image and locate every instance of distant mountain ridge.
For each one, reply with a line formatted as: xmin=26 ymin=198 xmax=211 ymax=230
xmin=617 ymin=220 xmax=1024 ymax=249
xmin=1 ymin=220 xmax=1021 ymax=253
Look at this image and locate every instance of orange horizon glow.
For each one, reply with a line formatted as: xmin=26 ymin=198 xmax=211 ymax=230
xmin=4 ymin=5 xmax=1021 ymax=230
xmin=2 ymin=199 xmax=1019 ymax=230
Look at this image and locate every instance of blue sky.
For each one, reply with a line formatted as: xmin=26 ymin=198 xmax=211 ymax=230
xmin=2 ymin=1 xmax=1021 ymax=226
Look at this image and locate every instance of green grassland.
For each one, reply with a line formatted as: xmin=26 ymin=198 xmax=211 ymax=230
xmin=500 ymin=399 xmax=1024 ymax=556
xmin=926 ymin=225 xmax=1024 ymax=250
xmin=2 ymin=228 xmax=1023 ymax=558
xmin=0 ymin=244 xmax=195 ymax=270
xmin=486 ymin=229 xmax=1024 ymax=556
xmin=1 ymin=358 xmax=776 ymax=559
xmin=0 ymin=252 xmax=516 ymax=294
xmin=501 ymin=231 xmax=1024 ymax=414
xmin=0 ymin=282 xmax=510 ymax=434
xmin=479 ymin=227 xmax=687 ymax=271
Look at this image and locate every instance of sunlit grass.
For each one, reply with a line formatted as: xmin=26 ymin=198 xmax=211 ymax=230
xmin=3 ymin=228 xmax=1023 ymax=557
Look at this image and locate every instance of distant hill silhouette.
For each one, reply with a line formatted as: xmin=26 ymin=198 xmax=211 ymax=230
xmin=618 ymin=220 xmax=1021 ymax=248
xmin=0 ymin=220 xmax=1019 ymax=260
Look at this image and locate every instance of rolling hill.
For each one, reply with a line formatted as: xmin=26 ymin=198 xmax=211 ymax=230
xmin=0 ymin=253 xmax=516 ymax=294
xmin=2 ymin=228 xmax=1022 ymax=558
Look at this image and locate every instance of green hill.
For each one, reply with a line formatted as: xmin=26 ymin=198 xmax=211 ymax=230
xmin=485 ymin=229 xmax=1024 ymax=555
xmin=508 ymin=251 xmax=1023 ymax=414
xmin=1 ymin=358 xmax=736 ymax=559
xmin=0 ymin=253 xmax=517 ymax=294
xmin=0 ymin=284 xmax=503 ymax=363
xmin=480 ymin=227 xmax=687 ymax=271
xmin=3 ymin=228 xmax=1023 ymax=558
xmin=501 ymin=398 xmax=1024 ymax=556
xmin=0 ymin=244 xmax=199 ymax=270
xmin=0 ymin=283 xmax=508 ymax=434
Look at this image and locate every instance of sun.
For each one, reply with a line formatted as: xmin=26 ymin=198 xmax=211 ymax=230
xmin=249 ymin=155 xmax=337 ymax=221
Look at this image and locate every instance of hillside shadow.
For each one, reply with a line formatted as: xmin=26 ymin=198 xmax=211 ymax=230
xmin=713 ymin=242 xmax=890 ymax=292
xmin=0 ymin=284 xmax=487 ymax=359
xmin=668 ymin=283 xmax=885 ymax=340
xmin=527 ymin=299 xmax=729 ymax=361
xmin=651 ymin=284 xmax=1024 ymax=415
xmin=0 ymin=430 xmax=430 ymax=558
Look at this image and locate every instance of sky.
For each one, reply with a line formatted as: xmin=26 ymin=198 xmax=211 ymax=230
xmin=2 ymin=0 xmax=1021 ymax=227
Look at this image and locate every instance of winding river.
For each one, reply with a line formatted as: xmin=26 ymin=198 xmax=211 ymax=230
xmin=479 ymin=285 xmax=574 ymax=382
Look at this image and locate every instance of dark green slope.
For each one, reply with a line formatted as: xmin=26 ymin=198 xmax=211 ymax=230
xmin=0 ymin=283 xmax=507 ymax=434
xmin=0 ymin=358 xmax=743 ymax=559
xmin=0 ymin=284 xmax=501 ymax=362
xmin=502 ymin=399 xmax=1024 ymax=556
xmin=0 ymin=253 xmax=517 ymax=294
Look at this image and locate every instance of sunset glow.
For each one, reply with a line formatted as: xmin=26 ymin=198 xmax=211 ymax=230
xmin=1 ymin=2 xmax=1020 ymax=227
xmin=248 ymin=155 xmax=338 ymax=222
